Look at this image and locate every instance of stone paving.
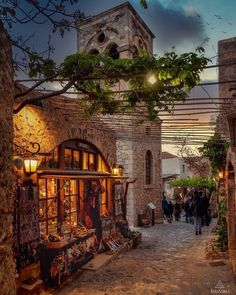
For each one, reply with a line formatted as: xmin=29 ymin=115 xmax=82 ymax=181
xmin=44 ymin=219 xmax=236 ymax=295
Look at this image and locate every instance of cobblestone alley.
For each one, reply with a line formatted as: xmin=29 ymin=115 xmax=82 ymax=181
xmin=44 ymin=220 xmax=236 ymax=295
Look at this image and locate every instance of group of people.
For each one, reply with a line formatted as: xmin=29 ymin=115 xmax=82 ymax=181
xmin=162 ymin=197 xmax=181 ymax=222
xmin=162 ymin=189 xmax=211 ymax=235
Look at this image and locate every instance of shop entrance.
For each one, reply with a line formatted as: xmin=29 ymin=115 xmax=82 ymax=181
xmin=38 ymin=177 xmax=112 ymax=240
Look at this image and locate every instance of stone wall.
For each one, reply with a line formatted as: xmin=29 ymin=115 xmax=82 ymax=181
xmin=219 ymin=37 xmax=236 ymax=277
xmin=13 ymin=102 xmax=117 ymax=166
xmin=0 ymin=22 xmax=16 ymax=294
xmin=226 ymin=148 xmax=236 ymax=275
xmin=116 ymin=123 xmax=162 ymax=226
xmin=218 ymin=37 xmax=236 ymax=140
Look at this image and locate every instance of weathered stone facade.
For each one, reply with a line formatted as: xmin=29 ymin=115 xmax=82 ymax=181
xmin=14 ymin=102 xmax=117 ymax=167
xmin=77 ymin=2 xmax=154 ymax=56
xmin=218 ymin=37 xmax=236 ymax=276
xmin=0 ymin=22 xmax=16 ymax=295
xmin=78 ymin=3 xmax=162 ymax=225
xmin=116 ymin=126 xmax=162 ymax=225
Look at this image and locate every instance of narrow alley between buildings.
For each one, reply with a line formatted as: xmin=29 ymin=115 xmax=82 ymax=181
xmin=43 ymin=220 xmax=236 ymax=295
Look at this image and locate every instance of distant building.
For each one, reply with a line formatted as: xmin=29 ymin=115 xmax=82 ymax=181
xmin=162 ymin=152 xmax=188 ymax=198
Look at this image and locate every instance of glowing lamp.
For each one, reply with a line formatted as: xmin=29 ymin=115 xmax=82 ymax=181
xmin=24 ymin=156 xmax=39 ymax=175
xmin=112 ymin=165 xmax=124 ymax=176
xmin=112 ymin=165 xmax=119 ymax=176
xmin=218 ymin=171 xmax=224 ymax=179
xmin=147 ymin=74 xmax=157 ymax=85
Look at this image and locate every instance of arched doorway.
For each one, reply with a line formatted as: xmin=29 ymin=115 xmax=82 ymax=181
xmin=37 ymin=139 xmax=112 ymax=238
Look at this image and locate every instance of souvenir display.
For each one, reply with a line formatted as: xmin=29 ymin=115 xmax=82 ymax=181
xmin=102 ymin=236 xmax=122 ymax=254
xmin=40 ymin=231 xmax=97 ymax=286
xmin=114 ymin=183 xmax=125 ymax=216
xmin=17 ymin=239 xmax=40 ymax=271
xmin=13 ymin=185 xmax=40 ymax=272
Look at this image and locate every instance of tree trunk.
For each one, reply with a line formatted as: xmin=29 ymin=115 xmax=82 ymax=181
xmin=0 ymin=21 xmax=16 ymax=294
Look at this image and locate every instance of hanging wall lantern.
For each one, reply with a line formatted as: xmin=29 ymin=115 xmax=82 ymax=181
xmin=13 ymin=142 xmax=41 ymax=176
xmin=23 ymin=155 xmax=39 ymax=175
xmin=112 ymin=165 xmax=124 ymax=177
xmin=112 ymin=165 xmax=119 ymax=176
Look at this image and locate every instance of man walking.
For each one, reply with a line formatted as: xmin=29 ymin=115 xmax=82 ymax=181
xmin=190 ymin=190 xmax=204 ymax=235
xmin=162 ymin=196 xmax=169 ymax=219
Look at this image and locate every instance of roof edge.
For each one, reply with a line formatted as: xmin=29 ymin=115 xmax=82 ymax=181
xmin=79 ymin=2 xmax=155 ymax=39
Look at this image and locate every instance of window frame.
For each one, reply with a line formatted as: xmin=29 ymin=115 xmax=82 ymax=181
xmin=145 ymin=150 xmax=153 ymax=186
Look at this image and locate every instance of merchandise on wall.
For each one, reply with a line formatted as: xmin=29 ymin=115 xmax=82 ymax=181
xmin=40 ymin=223 xmax=98 ymax=286
xmin=14 ymin=184 xmax=40 ymax=272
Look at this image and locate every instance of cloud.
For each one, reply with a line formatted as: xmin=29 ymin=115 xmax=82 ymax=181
xmin=141 ymin=1 xmax=206 ymax=54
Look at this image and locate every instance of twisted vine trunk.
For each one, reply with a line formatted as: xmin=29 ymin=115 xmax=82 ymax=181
xmin=0 ymin=21 xmax=16 ymax=294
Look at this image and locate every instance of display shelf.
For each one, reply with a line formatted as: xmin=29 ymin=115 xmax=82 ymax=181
xmin=40 ymin=234 xmax=95 ymax=286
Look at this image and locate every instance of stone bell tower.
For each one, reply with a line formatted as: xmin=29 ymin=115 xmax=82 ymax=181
xmin=77 ymin=2 xmax=154 ymax=59
xmin=77 ymin=3 xmax=162 ymax=226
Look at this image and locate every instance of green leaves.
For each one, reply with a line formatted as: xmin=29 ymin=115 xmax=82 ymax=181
xmin=46 ymin=49 xmax=208 ymax=120
xmin=18 ymin=43 xmax=209 ymax=119
xmin=170 ymin=177 xmax=216 ymax=190
xmin=28 ymin=57 xmax=56 ymax=78
xmin=198 ymin=132 xmax=229 ymax=176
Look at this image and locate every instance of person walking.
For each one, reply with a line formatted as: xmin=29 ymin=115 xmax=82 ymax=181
xmin=168 ymin=200 xmax=174 ymax=219
xmin=190 ymin=191 xmax=204 ymax=235
xmin=162 ymin=196 xmax=169 ymax=219
xmin=201 ymin=192 xmax=210 ymax=226
xmin=174 ymin=201 xmax=181 ymax=221
xmin=184 ymin=198 xmax=191 ymax=223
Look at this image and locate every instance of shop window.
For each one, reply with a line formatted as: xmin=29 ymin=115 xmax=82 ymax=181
xmin=65 ymin=148 xmax=82 ymax=170
xmin=65 ymin=148 xmax=72 ymax=168
xmin=39 ymin=140 xmax=110 ymax=172
xmin=145 ymin=150 xmax=153 ymax=185
xmin=83 ymin=152 xmax=89 ymax=170
xmin=89 ymin=153 xmax=95 ymax=170
xmin=98 ymin=155 xmax=109 ymax=173
xmin=63 ymin=180 xmax=79 ymax=226
xmin=39 ymin=178 xmax=58 ymax=235
xmin=39 ymin=147 xmax=59 ymax=169
xmin=73 ymin=150 xmax=80 ymax=168
xmin=83 ymin=151 xmax=96 ymax=171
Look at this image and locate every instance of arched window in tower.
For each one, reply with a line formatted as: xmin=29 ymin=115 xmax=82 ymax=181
xmin=97 ymin=32 xmax=106 ymax=44
xmin=106 ymin=43 xmax=119 ymax=59
xmin=145 ymin=150 xmax=153 ymax=185
xmin=89 ymin=49 xmax=99 ymax=55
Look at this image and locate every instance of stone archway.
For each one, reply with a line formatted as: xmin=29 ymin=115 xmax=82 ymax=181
xmin=227 ymin=158 xmax=236 ymax=274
